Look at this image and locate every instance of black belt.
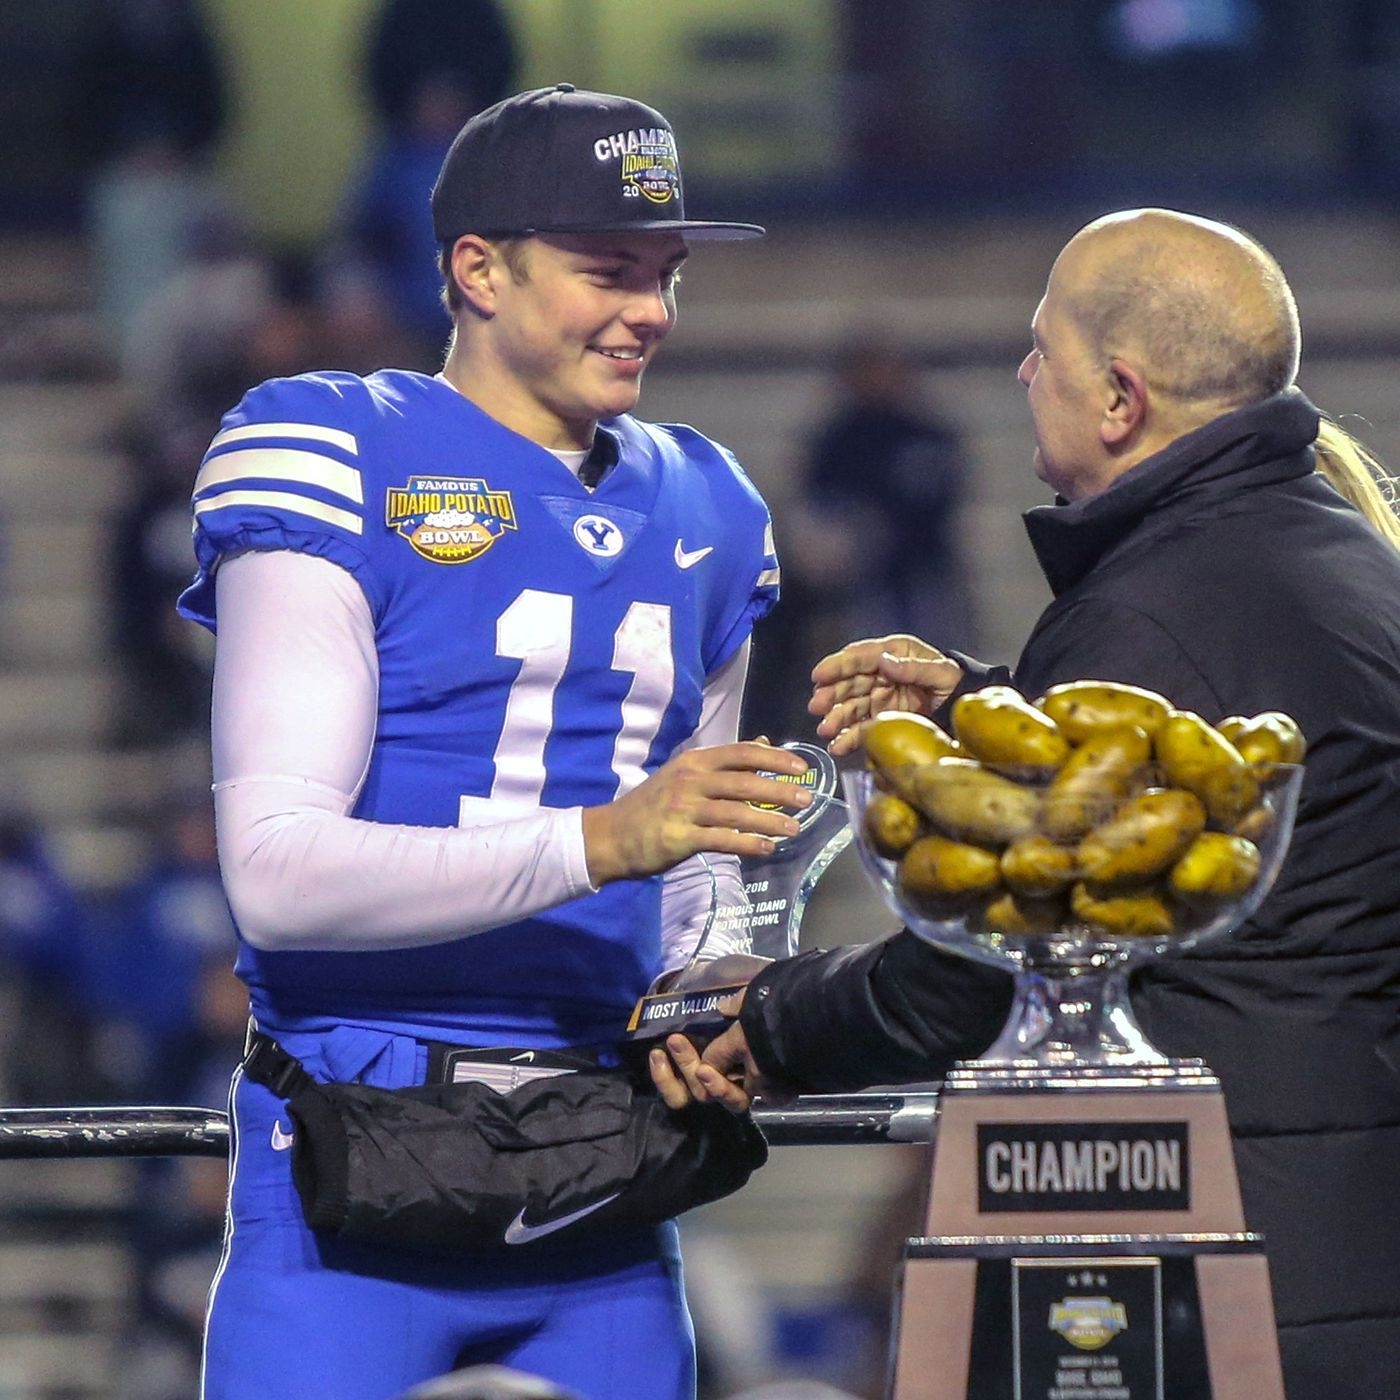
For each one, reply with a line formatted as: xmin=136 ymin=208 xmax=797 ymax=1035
xmin=242 ymin=1027 xmax=600 ymax=1095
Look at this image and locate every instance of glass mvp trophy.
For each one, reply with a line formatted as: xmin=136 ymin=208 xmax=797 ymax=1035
xmin=626 ymin=742 xmax=852 ymax=1044
xmin=844 ymin=761 xmax=1304 ymax=1400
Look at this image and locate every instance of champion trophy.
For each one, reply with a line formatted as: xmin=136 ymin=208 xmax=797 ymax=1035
xmin=626 ymin=742 xmax=853 ymax=1045
xmin=843 ymin=758 xmax=1304 ymax=1400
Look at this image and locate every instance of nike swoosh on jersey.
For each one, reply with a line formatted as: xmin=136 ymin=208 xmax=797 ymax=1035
xmin=503 ymin=1192 xmax=622 ymax=1246
xmin=675 ymin=541 xmax=714 ymax=569
xmin=510 ymin=1050 xmax=537 ymax=1063
xmin=271 ymin=1119 xmax=295 ymax=1152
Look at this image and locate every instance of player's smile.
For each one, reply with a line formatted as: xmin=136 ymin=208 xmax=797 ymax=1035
xmin=479 ymin=230 xmax=686 ymax=447
xmin=592 ymin=345 xmax=646 ymax=369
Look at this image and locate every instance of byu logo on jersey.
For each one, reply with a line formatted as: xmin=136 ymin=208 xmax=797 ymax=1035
xmin=386 ymin=476 xmax=517 ymax=564
xmin=573 ymin=514 xmax=624 ymax=557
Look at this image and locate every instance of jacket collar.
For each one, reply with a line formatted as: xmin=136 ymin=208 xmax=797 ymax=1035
xmin=1023 ymin=389 xmax=1321 ymax=596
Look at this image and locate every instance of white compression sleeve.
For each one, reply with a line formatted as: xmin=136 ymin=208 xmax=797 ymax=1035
xmin=211 ymin=550 xmax=593 ymax=951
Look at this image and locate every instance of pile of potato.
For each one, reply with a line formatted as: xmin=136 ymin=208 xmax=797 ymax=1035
xmin=860 ymin=681 xmax=1306 ymax=940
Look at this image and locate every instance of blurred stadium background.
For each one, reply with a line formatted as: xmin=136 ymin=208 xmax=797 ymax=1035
xmin=2 ymin=2 xmax=1400 ymax=1396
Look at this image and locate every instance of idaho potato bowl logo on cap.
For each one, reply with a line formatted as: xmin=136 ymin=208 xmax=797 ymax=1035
xmin=594 ymin=127 xmax=680 ymax=206
xmin=623 ymin=147 xmax=679 ymax=205
xmin=386 ymin=476 xmax=518 ymax=564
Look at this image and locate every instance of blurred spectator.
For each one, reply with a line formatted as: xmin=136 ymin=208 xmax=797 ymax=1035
xmin=119 ymin=211 xmax=281 ymax=431
xmin=111 ymin=416 xmax=217 ymax=748
xmin=797 ymin=338 xmax=977 ymax=654
xmin=0 ymin=803 xmax=96 ymax=1105
xmin=333 ymin=0 xmax=519 ymax=362
xmin=111 ymin=247 xmax=332 ymax=749
xmin=747 ymin=340 xmax=978 ymax=742
xmin=111 ymin=860 xmax=244 ymax=1400
xmin=100 ymin=794 xmax=238 ymax=1100
xmin=318 ymin=257 xmax=428 ymax=377
xmin=62 ymin=0 xmax=232 ymax=340
xmin=365 ymin=0 xmax=518 ymax=133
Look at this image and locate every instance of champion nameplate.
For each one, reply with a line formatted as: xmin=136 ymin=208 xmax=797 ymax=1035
xmin=977 ymin=1121 xmax=1190 ymax=1212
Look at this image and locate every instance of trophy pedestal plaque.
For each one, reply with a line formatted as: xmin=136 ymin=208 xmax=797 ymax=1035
xmin=888 ymin=1064 xmax=1285 ymax=1400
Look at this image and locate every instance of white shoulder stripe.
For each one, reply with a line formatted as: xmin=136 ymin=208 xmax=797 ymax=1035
xmin=195 ymin=447 xmax=364 ymax=504
xmin=209 ymin=422 xmax=358 ymax=455
xmin=758 ymin=566 xmax=781 ymax=588
xmin=194 ymin=489 xmax=364 ymax=536
xmin=763 ymin=522 xmax=775 ymax=555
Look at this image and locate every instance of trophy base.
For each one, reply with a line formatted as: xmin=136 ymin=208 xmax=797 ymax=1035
xmin=890 ymin=1236 xmax=1283 ymax=1400
xmin=887 ymin=1058 xmax=1284 ymax=1398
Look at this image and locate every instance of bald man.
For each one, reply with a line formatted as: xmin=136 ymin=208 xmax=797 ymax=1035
xmin=659 ymin=210 xmax=1400 ymax=1399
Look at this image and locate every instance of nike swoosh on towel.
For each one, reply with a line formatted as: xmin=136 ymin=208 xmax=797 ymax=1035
xmin=503 ymin=1192 xmax=622 ymax=1246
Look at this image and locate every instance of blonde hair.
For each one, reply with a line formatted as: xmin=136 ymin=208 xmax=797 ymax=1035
xmin=1314 ymin=418 xmax=1400 ymax=549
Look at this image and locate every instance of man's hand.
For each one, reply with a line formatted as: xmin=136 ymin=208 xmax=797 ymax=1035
xmin=809 ymin=634 xmax=965 ymax=756
xmin=582 ymin=742 xmax=810 ymax=886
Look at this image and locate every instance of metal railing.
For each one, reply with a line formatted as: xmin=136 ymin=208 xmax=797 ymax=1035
xmin=0 ymin=1093 xmax=939 ymax=1160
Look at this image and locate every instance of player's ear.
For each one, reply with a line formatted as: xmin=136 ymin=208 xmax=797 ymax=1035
xmin=449 ymin=235 xmax=499 ymax=319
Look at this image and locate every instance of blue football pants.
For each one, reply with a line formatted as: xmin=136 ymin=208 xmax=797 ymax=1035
xmin=201 ymin=1037 xmax=696 ymax=1400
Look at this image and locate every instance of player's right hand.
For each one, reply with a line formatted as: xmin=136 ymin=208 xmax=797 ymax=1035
xmin=809 ymin=634 xmax=964 ymax=756
xmin=581 ymin=741 xmax=811 ymax=885
xmin=648 ymin=994 xmax=799 ymax=1114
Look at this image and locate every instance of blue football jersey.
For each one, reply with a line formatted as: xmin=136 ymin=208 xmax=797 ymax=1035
xmin=179 ymin=369 xmax=779 ymax=1046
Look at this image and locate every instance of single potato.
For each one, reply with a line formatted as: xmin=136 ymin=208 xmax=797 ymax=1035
xmin=1038 ymin=680 xmax=1173 ymax=744
xmin=953 ymin=685 xmax=1070 ymax=772
xmin=864 ymin=712 xmax=961 ymax=803
xmin=1070 ymin=882 xmax=1176 ymax=939
xmin=863 ymin=791 xmax=923 ymax=859
xmin=1077 ymin=787 xmax=1207 ymax=890
xmin=1168 ymin=831 xmax=1262 ymax=902
xmin=1155 ymin=711 xmax=1258 ymax=827
xmin=1233 ymin=804 xmax=1276 ymax=844
xmin=1001 ymin=834 xmax=1080 ymax=897
xmin=976 ymin=890 xmax=1069 ymax=936
xmin=1041 ymin=724 xmax=1152 ymax=840
xmin=911 ymin=757 xmax=1043 ymax=848
xmin=1217 ymin=715 xmax=1248 ymax=745
xmin=898 ymin=833 xmax=1004 ymax=899
xmin=1226 ymin=711 xmax=1307 ymax=767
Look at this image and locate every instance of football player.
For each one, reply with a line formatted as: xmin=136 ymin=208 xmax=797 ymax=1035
xmin=180 ymin=86 xmax=800 ymax=1400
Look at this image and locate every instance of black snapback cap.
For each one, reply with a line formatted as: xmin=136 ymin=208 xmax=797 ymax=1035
xmin=431 ymin=84 xmax=764 ymax=243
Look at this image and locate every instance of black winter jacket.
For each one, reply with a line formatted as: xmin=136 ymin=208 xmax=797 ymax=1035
xmin=743 ymin=391 xmax=1400 ymax=1399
